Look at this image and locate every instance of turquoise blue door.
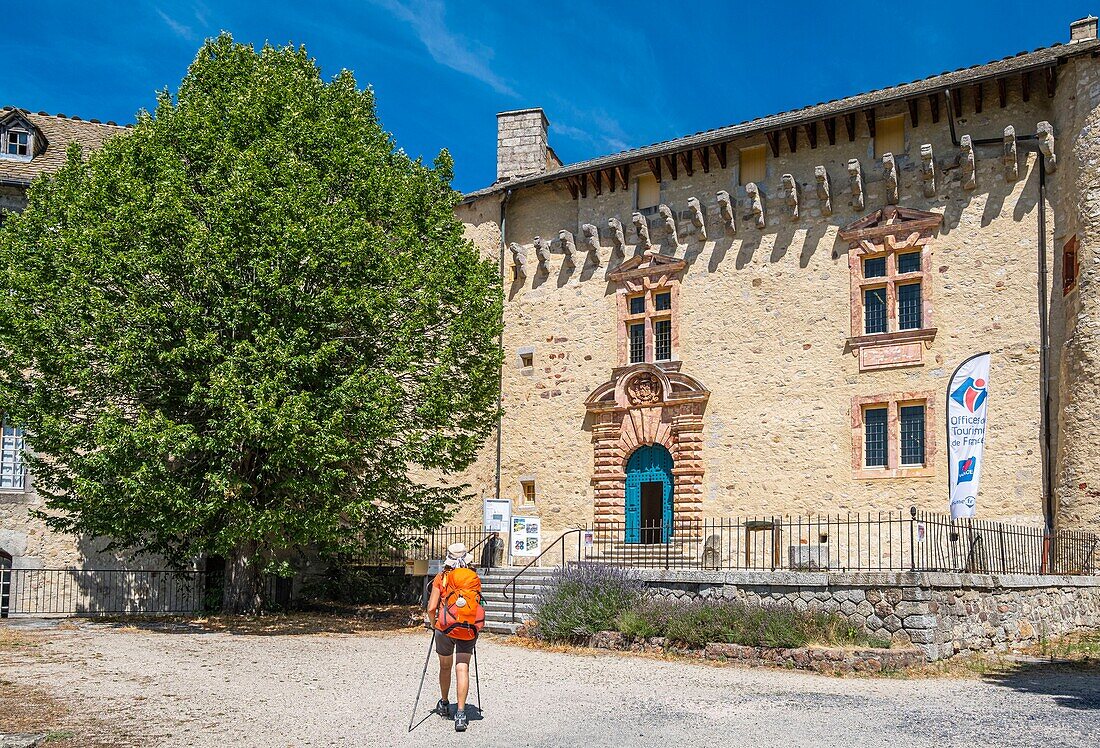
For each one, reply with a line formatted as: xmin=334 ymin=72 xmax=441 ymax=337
xmin=624 ymin=445 xmax=674 ymax=543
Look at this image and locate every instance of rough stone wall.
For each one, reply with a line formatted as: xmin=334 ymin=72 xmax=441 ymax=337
xmin=1052 ymin=54 xmax=1100 ymax=533
xmin=457 ymin=87 xmax=1062 ymax=535
xmin=1 ymin=482 xmax=132 ymax=570
xmin=639 ymin=569 xmax=1100 ymax=660
xmin=0 ymin=184 xmax=26 ymax=214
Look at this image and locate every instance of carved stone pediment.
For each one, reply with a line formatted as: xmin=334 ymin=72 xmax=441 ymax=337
xmin=608 ymin=253 xmax=686 ymax=283
xmin=838 ymin=205 xmax=943 ymax=246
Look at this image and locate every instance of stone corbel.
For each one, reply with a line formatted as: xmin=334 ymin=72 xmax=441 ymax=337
xmin=632 ymin=212 xmax=653 ymax=254
xmin=534 ymin=235 xmax=552 ymax=270
xmin=920 ymin=144 xmax=936 ymax=198
xmin=781 ymin=174 xmax=799 ymax=221
xmin=1003 ymin=125 xmax=1019 ymax=182
xmin=814 ymin=166 xmax=832 ymax=216
xmin=581 ymin=223 xmax=602 ymax=267
xmin=1037 ymin=121 xmax=1056 ymax=173
xmin=716 ymin=190 xmax=736 ymax=234
xmin=882 ymin=153 xmax=899 ymax=205
xmin=658 ymin=204 xmax=680 ymax=246
xmin=508 ymin=242 xmax=527 ymax=280
xmin=960 ymin=134 xmax=977 ymax=190
xmin=847 ymin=159 xmax=865 ymax=211
xmin=558 ymin=229 xmax=577 ymax=267
xmin=745 ymin=182 xmax=765 ymax=228
xmin=608 ymin=217 xmax=627 ymax=255
xmin=687 ymin=197 xmax=707 ymax=241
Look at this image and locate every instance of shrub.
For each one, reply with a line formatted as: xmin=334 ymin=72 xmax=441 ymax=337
xmin=618 ymin=598 xmax=884 ymax=649
xmin=533 ymin=565 xmax=644 ymax=642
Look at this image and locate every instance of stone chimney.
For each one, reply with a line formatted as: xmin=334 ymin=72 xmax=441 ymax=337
xmin=497 ymin=108 xmax=555 ymax=182
xmin=1070 ymin=15 xmax=1098 ymax=41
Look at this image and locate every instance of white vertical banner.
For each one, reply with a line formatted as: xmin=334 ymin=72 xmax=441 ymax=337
xmin=947 ymin=352 xmax=991 ymax=519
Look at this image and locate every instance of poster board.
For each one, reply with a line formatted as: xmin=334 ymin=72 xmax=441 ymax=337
xmin=510 ymin=516 xmax=542 ymax=557
xmin=483 ymin=498 xmax=512 ymax=534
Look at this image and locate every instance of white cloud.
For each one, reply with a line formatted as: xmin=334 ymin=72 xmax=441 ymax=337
xmin=155 ymin=8 xmax=195 ymax=41
xmin=371 ymin=0 xmax=517 ymax=97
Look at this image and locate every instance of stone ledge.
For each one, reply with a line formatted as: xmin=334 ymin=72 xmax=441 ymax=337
xmin=587 ymin=630 xmax=926 ymax=672
xmin=632 ymin=568 xmax=1100 ymax=589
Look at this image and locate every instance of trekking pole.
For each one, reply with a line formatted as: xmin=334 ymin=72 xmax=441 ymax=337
xmin=408 ymin=629 xmax=437 ymax=733
xmin=473 ymin=641 xmax=482 ymax=712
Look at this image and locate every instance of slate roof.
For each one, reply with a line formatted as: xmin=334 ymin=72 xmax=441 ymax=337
xmin=461 ymin=37 xmax=1100 ymax=203
xmin=0 ymin=107 xmax=130 ymax=186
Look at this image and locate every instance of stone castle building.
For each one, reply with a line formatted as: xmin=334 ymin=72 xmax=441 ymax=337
xmin=452 ymin=17 xmax=1100 ymax=541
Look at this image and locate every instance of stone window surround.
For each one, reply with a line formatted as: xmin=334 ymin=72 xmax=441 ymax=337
xmin=517 ymin=474 xmax=536 ymax=505
xmin=516 ymin=345 xmax=535 ymax=371
xmin=616 ymin=275 xmax=680 ymax=367
xmin=840 ymin=207 xmax=943 ymax=372
xmin=850 ymin=391 xmax=936 ymax=480
xmin=1062 ymin=234 xmax=1079 ymax=296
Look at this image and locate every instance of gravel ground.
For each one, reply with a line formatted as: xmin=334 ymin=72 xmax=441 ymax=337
xmin=2 ymin=619 xmax=1098 ymax=747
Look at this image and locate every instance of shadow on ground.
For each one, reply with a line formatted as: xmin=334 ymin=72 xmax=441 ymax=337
xmin=983 ymin=660 xmax=1100 ymax=711
xmin=81 ymin=607 xmax=421 ymax=637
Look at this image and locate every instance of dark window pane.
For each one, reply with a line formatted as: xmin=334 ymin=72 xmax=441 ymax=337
xmin=629 ymin=323 xmax=645 ymax=363
xmin=864 ymin=407 xmax=888 ymax=468
xmin=898 ymin=282 xmax=922 ymax=330
xmin=654 ymin=319 xmax=671 ymax=361
xmin=898 ymin=252 xmax=921 ymax=274
xmin=864 ymin=287 xmax=887 ymax=334
xmin=900 ymin=405 xmax=925 ymax=466
xmin=629 ymin=295 xmax=645 ymax=315
xmin=655 ymin=292 xmax=671 ymax=311
xmin=863 ymin=257 xmax=886 ymax=278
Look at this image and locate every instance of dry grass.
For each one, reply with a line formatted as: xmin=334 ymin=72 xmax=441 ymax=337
xmin=0 ymin=627 xmax=141 ymax=747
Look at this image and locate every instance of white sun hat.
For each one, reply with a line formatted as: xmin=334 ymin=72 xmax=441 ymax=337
xmin=443 ymin=542 xmax=474 ymax=568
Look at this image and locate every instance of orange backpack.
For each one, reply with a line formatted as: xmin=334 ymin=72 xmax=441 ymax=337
xmin=435 ymin=568 xmax=485 ymax=641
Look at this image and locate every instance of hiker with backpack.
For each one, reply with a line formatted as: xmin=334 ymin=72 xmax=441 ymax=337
xmin=424 ymin=542 xmax=485 ymax=732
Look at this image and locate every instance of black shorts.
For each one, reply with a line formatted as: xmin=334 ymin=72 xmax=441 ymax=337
xmin=435 ymin=633 xmax=477 ymax=657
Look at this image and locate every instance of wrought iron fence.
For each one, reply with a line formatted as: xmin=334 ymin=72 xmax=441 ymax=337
xmin=0 ymin=568 xmax=295 ymax=618
xmin=351 ymin=525 xmax=492 ymax=567
xmin=347 ymin=512 xmax=1098 ymax=576
xmin=574 ymin=510 xmax=1099 ymax=575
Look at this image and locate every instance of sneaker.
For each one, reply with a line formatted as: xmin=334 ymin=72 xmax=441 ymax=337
xmin=454 ymin=710 xmax=468 ymax=732
xmin=434 ymin=699 xmax=450 ymax=718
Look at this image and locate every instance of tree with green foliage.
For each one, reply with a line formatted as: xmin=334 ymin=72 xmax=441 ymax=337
xmin=0 ymin=34 xmax=502 ymax=612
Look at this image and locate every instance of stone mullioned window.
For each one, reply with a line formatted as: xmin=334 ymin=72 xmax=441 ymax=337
xmin=851 ymin=393 xmax=935 ymax=479
xmin=839 ymin=207 xmax=943 ymax=373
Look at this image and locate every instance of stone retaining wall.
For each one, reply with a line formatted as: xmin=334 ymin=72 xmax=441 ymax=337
xmin=587 ymin=630 xmax=925 ymax=674
xmin=637 ymin=569 xmax=1100 ymax=660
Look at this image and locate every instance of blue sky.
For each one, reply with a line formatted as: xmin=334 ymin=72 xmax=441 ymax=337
xmin=10 ymin=1 xmax=1095 ymax=192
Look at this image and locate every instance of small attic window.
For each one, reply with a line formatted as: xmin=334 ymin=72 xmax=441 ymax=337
xmin=875 ymin=115 xmax=905 ymax=158
xmin=635 ymin=173 xmax=660 ymax=213
xmin=5 ymin=129 xmax=29 ymax=158
xmin=739 ymin=144 xmax=766 ymax=185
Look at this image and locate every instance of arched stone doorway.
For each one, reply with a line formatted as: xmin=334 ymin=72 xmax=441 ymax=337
xmin=585 ymin=364 xmax=709 ymax=532
xmin=625 ymin=444 xmax=673 ymax=543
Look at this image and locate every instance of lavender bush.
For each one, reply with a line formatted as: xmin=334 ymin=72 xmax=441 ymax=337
xmin=533 ymin=564 xmax=644 ymax=642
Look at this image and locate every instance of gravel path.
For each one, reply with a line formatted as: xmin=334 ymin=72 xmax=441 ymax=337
xmin=2 ymin=620 xmax=1098 ymax=747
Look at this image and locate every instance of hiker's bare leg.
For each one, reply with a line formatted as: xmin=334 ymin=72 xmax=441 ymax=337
xmin=455 ymin=653 xmax=471 ymax=710
xmin=438 ymin=654 xmax=453 ymax=701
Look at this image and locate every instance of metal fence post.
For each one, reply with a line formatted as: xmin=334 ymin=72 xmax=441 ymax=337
xmin=909 ymin=506 xmax=917 ymax=571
